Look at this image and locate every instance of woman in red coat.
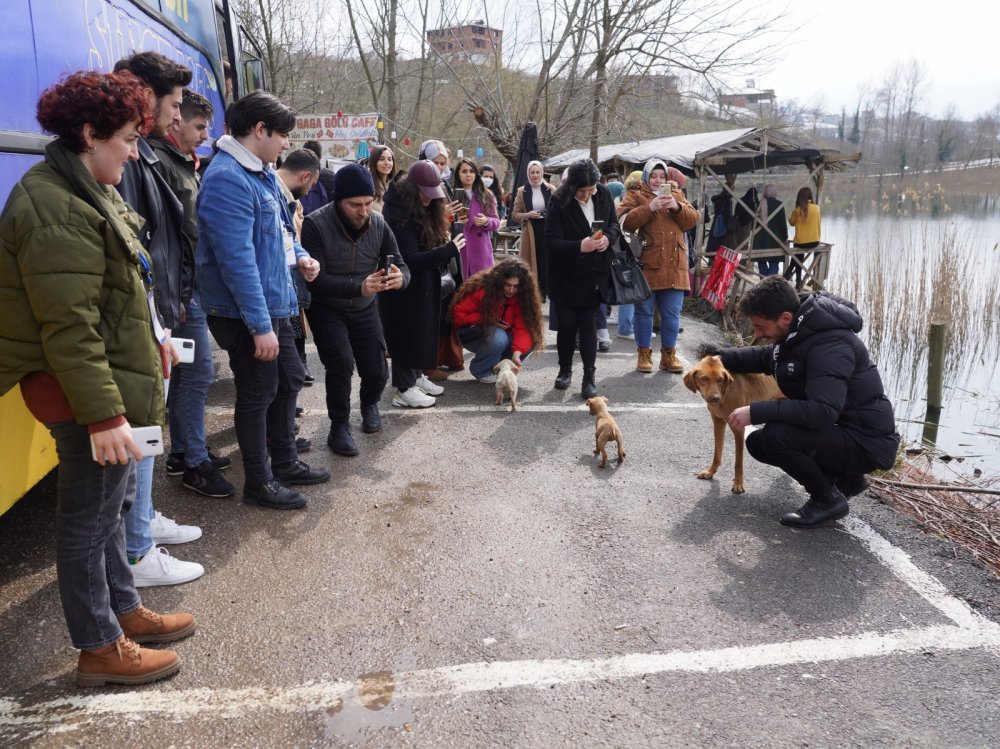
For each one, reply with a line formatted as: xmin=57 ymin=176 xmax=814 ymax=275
xmin=451 ymin=258 xmax=545 ymax=382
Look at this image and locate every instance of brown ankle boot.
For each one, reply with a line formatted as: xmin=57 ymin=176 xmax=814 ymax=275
xmin=118 ymin=605 xmax=196 ymax=644
xmin=660 ymin=347 xmax=683 ymax=373
xmin=76 ymin=636 xmax=180 ymax=687
xmin=636 ymin=347 xmax=653 ymax=373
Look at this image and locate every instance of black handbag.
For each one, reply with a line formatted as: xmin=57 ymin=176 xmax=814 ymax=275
xmin=439 ymin=264 xmax=456 ymax=298
xmin=603 ymin=249 xmax=651 ymax=305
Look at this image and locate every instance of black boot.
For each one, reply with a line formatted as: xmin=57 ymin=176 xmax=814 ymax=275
xmin=580 ymin=367 xmax=598 ymax=399
xmin=327 ymin=422 xmax=359 ymax=457
xmin=780 ymin=485 xmax=849 ymax=528
xmin=554 ymin=367 xmax=572 ymax=390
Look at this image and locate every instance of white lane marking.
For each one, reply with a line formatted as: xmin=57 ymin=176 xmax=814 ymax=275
xmin=841 ymin=516 xmax=1000 ymax=655
xmin=0 ymin=624 xmax=989 ymax=733
xmin=206 ymin=402 xmax=707 ymax=417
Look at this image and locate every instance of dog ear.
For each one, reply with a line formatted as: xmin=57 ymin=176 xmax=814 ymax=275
xmin=492 ymin=363 xmax=501 ymax=374
xmin=682 ymin=368 xmax=697 ymax=392
xmin=721 ymin=369 xmax=734 ymax=392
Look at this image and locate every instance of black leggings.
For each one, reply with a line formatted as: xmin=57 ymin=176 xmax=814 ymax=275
xmin=783 ymin=241 xmax=819 ymax=287
xmin=746 ymin=422 xmax=874 ymax=497
xmin=553 ymin=302 xmax=597 ymax=371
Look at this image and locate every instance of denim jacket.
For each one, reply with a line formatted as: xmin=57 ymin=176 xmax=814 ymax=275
xmin=196 ymin=136 xmax=309 ymax=334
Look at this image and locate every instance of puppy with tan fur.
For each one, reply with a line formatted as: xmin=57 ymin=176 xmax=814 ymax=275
xmin=683 ymin=354 xmax=783 ymax=493
xmin=586 ymin=396 xmax=625 ymax=468
xmin=493 ymin=359 xmax=519 ymax=411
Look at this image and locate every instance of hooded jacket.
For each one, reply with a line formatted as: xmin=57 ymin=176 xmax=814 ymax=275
xmin=617 ymin=159 xmax=698 ymax=291
xmin=0 ymin=141 xmax=164 ymax=427
xmin=720 ymin=291 xmax=900 ymax=469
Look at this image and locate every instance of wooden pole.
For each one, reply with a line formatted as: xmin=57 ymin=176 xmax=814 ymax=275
xmin=922 ymin=321 xmax=947 ymax=446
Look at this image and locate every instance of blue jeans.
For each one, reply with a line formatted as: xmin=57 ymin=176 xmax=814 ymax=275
xmin=635 ymin=289 xmax=684 ymax=348
xmin=616 ymin=304 xmax=635 ymax=335
xmin=46 ymin=420 xmax=141 ymax=649
xmin=125 ymin=455 xmax=155 ymax=559
xmin=756 ymin=260 xmax=781 ymax=276
xmin=462 ymin=326 xmax=528 ymax=379
xmin=168 ymin=295 xmax=215 ymax=467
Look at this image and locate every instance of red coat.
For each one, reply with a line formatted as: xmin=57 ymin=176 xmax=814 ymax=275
xmin=452 ymin=287 xmax=534 ymax=355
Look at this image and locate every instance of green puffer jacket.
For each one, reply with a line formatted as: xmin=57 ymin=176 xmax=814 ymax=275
xmin=0 ymin=141 xmax=164 ymax=427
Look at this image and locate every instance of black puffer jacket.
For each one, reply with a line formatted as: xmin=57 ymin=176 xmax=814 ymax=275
xmin=720 ymin=291 xmax=900 ymax=469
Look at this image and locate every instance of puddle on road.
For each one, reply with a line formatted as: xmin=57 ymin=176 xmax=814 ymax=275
xmin=323 ymin=669 xmax=414 ymax=745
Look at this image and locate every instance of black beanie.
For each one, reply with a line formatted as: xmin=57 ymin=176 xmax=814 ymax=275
xmin=333 ymin=163 xmax=375 ymax=201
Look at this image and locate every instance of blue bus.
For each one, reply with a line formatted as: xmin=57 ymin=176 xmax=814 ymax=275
xmin=0 ymin=0 xmax=265 ymax=514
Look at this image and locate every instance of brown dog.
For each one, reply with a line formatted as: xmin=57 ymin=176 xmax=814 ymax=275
xmin=493 ymin=359 xmax=519 ymax=411
xmin=683 ymin=355 xmax=783 ymax=493
xmin=586 ymin=396 xmax=625 ymax=468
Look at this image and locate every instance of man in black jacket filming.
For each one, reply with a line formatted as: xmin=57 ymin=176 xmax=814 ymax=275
xmin=719 ymin=276 xmax=900 ymax=528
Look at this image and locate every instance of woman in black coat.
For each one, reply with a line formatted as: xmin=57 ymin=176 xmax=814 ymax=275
xmin=544 ymin=159 xmax=620 ymax=398
xmin=380 ymin=161 xmax=466 ymax=408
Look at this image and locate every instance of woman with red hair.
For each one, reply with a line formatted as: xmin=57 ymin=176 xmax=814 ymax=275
xmin=0 ymin=71 xmax=194 ymax=686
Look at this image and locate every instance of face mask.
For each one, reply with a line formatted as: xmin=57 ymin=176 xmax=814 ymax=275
xmin=482 ymin=177 xmax=494 ymax=188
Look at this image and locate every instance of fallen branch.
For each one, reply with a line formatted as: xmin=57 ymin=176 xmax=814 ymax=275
xmin=871 ymin=478 xmax=1000 ymax=496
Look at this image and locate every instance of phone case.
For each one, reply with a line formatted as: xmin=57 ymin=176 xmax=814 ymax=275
xmin=170 ymin=337 xmax=195 ymax=364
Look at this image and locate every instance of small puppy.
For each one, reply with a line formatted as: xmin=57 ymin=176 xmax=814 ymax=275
xmin=493 ymin=359 xmax=519 ymax=411
xmin=683 ymin=354 xmax=783 ymax=493
xmin=586 ymin=396 xmax=625 ymax=468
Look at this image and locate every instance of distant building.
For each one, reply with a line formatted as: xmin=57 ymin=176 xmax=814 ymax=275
xmin=718 ymin=79 xmax=776 ymax=116
xmin=427 ymin=20 xmax=502 ymax=66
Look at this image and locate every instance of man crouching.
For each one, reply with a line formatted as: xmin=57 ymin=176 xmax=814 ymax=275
xmin=719 ymin=276 xmax=899 ymax=528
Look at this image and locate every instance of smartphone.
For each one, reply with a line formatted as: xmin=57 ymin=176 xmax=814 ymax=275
xmin=379 ymin=254 xmax=395 ymax=273
xmin=90 ymin=424 xmax=164 ymax=462
xmin=658 ymin=184 xmax=672 ymax=196
xmin=169 ymin=337 xmax=195 ymax=364
xmin=591 ymin=220 xmax=605 ymax=239
xmin=453 ymin=188 xmax=468 ymax=206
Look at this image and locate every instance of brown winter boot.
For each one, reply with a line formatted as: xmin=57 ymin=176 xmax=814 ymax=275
xmin=660 ymin=347 xmax=683 ymax=373
xmin=76 ymin=636 xmax=180 ymax=687
xmin=118 ymin=605 xmax=196 ymax=644
xmin=636 ymin=347 xmax=654 ymax=373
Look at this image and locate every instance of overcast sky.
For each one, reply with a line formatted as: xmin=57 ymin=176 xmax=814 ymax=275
xmin=746 ymin=0 xmax=998 ymax=120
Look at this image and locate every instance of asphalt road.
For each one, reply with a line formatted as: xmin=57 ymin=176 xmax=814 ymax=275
xmin=2 ymin=310 xmax=999 ymax=748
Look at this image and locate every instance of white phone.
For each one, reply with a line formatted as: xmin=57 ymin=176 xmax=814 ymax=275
xmin=90 ymin=425 xmax=164 ymax=462
xmin=170 ymin=337 xmax=195 ymax=364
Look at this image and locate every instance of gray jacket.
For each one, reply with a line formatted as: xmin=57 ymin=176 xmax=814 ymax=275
xmin=301 ymin=203 xmax=409 ymax=312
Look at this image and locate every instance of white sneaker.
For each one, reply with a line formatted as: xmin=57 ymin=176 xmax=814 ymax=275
xmin=616 ymin=331 xmax=634 ymax=340
xmin=130 ymin=546 xmax=204 ymax=587
xmin=476 ymin=374 xmax=498 ymax=384
xmin=150 ymin=511 xmax=202 ymax=545
xmin=392 ymin=386 xmax=436 ymax=408
xmin=414 ymin=374 xmax=444 ymax=396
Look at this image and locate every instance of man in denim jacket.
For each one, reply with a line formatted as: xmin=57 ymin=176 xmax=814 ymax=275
xmin=197 ymin=91 xmax=330 ymax=510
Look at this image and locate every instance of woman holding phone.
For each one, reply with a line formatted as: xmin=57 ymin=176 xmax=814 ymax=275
xmin=0 ymin=71 xmax=193 ymax=686
xmin=452 ymin=158 xmax=499 ymax=280
xmin=543 ymin=159 xmax=620 ymax=398
xmin=617 ymin=158 xmax=698 ymax=374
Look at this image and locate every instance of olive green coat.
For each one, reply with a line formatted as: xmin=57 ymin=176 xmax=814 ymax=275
xmin=0 ymin=141 xmax=164 ymax=426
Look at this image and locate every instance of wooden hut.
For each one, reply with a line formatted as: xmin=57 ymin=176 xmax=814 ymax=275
xmin=544 ymin=128 xmax=860 ymax=328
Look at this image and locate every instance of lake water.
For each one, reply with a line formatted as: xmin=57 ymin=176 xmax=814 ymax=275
xmin=820 ymin=208 xmax=1000 ymax=475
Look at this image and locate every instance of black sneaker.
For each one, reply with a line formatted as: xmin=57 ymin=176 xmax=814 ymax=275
xmin=295 ymin=406 xmax=304 ymax=418
xmin=243 ymin=479 xmax=307 ymax=510
xmin=327 ymin=422 xmax=359 ymax=456
xmin=272 ymin=459 xmax=330 ymax=486
xmin=166 ymin=450 xmax=231 ymax=476
xmin=165 ymin=453 xmax=185 ymax=477
xmin=182 ymin=460 xmax=236 ymax=498
xmin=303 ymin=367 xmax=315 ymax=386
xmin=598 ymin=340 xmax=611 ymax=353
xmin=296 ymin=436 xmax=312 ymax=453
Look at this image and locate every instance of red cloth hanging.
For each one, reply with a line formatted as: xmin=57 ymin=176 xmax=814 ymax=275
xmin=700 ymin=246 xmax=742 ymax=310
